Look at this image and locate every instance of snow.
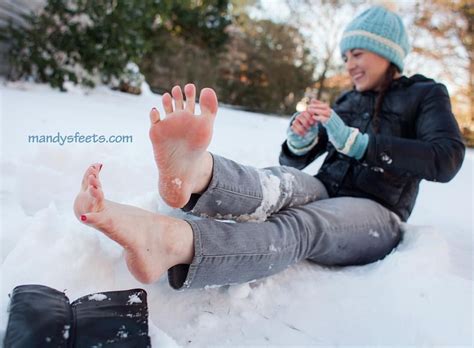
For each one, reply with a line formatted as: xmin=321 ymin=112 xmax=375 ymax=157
xmin=0 ymin=81 xmax=472 ymax=346
xmin=116 ymin=325 xmax=128 ymax=339
xmin=253 ymin=169 xmax=282 ymax=221
xmin=171 ymin=178 xmax=182 ymax=189
xmin=63 ymin=325 xmax=70 ymax=339
xmin=127 ymin=293 xmax=143 ymax=305
xmin=88 ymin=293 xmax=108 ymax=301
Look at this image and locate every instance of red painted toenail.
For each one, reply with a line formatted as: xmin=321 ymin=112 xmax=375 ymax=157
xmin=81 ymin=215 xmax=87 ymax=221
xmin=152 ymin=107 xmax=157 ymax=112
xmin=99 ymin=164 xmax=103 ymax=170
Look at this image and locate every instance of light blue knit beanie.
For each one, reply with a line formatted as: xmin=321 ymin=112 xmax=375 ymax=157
xmin=340 ymin=6 xmax=410 ymax=72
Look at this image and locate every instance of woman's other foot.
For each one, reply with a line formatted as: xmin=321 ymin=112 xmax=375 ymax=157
xmin=73 ymin=164 xmax=194 ymax=283
xmin=149 ymin=84 xmax=216 ymax=208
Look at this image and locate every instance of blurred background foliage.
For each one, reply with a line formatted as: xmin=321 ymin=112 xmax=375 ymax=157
xmin=0 ymin=0 xmax=472 ymax=145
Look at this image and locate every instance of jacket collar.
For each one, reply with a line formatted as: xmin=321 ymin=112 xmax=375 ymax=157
xmin=356 ymin=74 xmax=434 ymax=96
xmin=391 ymin=74 xmax=433 ymax=88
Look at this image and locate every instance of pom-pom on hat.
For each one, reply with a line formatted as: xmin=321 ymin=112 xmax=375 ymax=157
xmin=340 ymin=6 xmax=410 ymax=72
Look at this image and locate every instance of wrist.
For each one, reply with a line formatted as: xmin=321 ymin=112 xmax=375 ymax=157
xmin=287 ymin=135 xmax=319 ymax=155
xmin=323 ymin=110 xmax=345 ymax=133
xmin=322 ymin=110 xmax=350 ymax=149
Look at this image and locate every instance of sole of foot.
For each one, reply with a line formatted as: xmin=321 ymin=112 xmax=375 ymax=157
xmin=149 ymin=84 xmax=217 ymax=208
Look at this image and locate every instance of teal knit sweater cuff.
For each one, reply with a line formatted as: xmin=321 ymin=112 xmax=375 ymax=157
xmin=286 ymin=112 xmax=320 ymax=156
xmin=323 ymin=110 xmax=369 ymax=160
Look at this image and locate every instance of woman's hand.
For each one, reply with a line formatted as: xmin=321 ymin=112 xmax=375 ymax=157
xmin=307 ymin=99 xmax=332 ymax=124
xmin=291 ymin=110 xmax=318 ymax=136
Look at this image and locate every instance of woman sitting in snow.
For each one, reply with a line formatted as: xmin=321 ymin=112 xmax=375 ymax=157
xmin=73 ymin=6 xmax=465 ymax=289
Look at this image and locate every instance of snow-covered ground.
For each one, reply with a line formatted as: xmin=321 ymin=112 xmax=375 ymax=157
xmin=0 ymin=81 xmax=472 ymax=346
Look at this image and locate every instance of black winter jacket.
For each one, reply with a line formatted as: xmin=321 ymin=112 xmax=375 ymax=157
xmin=279 ymin=74 xmax=466 ymax=221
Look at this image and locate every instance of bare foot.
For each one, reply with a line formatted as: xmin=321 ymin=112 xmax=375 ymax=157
xmin=149 ymin=84 xmax=217 ymax=208
xmin=73 ymin=164 xmax=194 ymax=284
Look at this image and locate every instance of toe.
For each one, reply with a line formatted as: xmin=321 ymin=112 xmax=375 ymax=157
xmin=149 ymin=107 xmax=161 ymax=124
xmin=80 ymin=211 xmax=101 ymax=225
xmin=88 ymin=185 xmax=104 ymax=201
xmin=81 ymin=163 xmax=101 ymax=191
xmin=199 ymin=88 xmax=218 ymax=117
xmin=92 ymin=163 xmax=101 ymax=170
xmin=171 ymin=85 xmax=184 ymax=110
xmin=88 ymin=174 xmax=102 ymax=189
xmin=184 ymin=84 xmax=196 ymax=114
xmin=81 ymin=168 xmax=94 ymax=190
xmin=162 ymin=93 xmax=173 ymax=115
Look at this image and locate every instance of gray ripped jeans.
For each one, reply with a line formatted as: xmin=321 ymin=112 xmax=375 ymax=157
xmin=168 ymin=154 xmax=402 ymax=290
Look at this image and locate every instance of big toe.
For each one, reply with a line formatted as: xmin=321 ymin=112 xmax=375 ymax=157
xmin=199 ymin=88 xmax=218 ymax=116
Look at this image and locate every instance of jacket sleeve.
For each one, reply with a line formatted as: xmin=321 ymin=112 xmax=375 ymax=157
xmin=363 ymin=83 xmax=465 ymax=182
xmin=279 ymin=125 xmax=329 ymax=169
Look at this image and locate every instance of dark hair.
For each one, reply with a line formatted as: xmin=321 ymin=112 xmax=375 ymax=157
xmin=372 ymin=63 xmax=399 ymax=133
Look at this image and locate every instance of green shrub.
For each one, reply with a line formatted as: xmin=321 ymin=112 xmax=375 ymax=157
xmin=2 ymin=0 xmax=158 ymax=90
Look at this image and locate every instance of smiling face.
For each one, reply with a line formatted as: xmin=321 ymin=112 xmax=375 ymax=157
xmin=343 ymin=49 xmax=393 ymax=92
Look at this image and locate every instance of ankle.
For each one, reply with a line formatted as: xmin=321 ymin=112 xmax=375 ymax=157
xmin=194 ymin=152 xmax=214 ymax=194
xmin=162 ymin=218 xmax=195 ymax=266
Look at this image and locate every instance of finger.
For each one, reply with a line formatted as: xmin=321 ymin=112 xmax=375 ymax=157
xmin=162 ymin=93 xmax=173 ymax=115
xmin=171 ymin=85 xmax=184 ymax=110
xmin=184 ymin=83 xmax=196 ymax=114
xmin=149 ymin=107 xmax=160 ymax=124
xmin=291 ymin=122 xmax=301 ymax=133
xmin=308 ymin=99 xmax=321 ymax=106
xmin=309 ymin=101 xmax=329 ymax=112
xmin=305 ymin=118 xmax=317 ymax=126
xmin=291 ymin=127 xmax=303 ymax=136
xmin=300 ymin=111 xmax=317 ymax=125
xmin=297 ymin=115 xmax=311 ymax=129
xmin=299 ymin=111 xmax=312 ymax=120
xmin=292 ymin=122 xmax=306 ymax=136
xmin=313 ymin=114 xmax=329 ymax=123
xmin=307 ymin=104 xmax=328 ymax=111
xmin=308 ymin=106 xmax=330 ymax=117
xmin=306 ymin=107 xmax=317 ymax=115
xmin=293 ymin=117 xmax=307 ymax=129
